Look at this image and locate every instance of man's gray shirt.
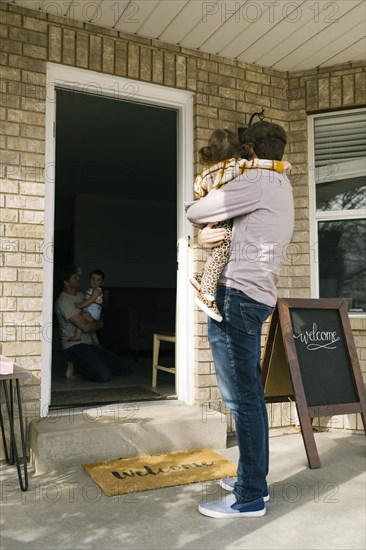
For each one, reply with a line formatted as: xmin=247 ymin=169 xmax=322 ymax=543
xmin=186 ymin=169 xmax=295 ymax=307
xmin=54 ymin=291 xmax=93 ymax=350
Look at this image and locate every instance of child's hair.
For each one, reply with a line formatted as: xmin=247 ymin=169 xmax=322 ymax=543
xmin=89 ymin=269 xmax=105 ymax=282
xmin=199 ymin=129 xmax=242 ymax=164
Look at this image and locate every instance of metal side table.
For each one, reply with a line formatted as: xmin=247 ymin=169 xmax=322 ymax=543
xmin=0 ymin=365 xmax=31 ymax=491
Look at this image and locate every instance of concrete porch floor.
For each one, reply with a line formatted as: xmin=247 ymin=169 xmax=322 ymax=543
xmin=0 ymin=430 xmax=365 ymax=550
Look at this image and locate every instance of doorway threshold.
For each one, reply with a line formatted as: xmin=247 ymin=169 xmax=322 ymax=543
xmin=47 ymin=397 xmax=181 ymax=417
xmin=50 ymin=384 xmax=175 ymax=409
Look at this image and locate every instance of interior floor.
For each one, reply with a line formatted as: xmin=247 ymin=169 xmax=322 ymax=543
xmin=51 ymin=349 xmax=176 ymax=398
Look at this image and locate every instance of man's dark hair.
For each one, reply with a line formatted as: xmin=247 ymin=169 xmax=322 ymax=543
xmin=241 ymin=120 xmax=287 ymax=160
xmin=90 ymin=269 xmax=105 ymax=281
xmin=62 ymin=265 xmax=78 ymax=283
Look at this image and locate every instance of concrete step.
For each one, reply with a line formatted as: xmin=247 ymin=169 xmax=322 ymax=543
xmin=29 ymin=401 xmax=227 ymax=474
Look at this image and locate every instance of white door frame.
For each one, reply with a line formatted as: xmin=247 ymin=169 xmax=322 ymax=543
xmin=42 ymin=62 xmax=195 ymax=416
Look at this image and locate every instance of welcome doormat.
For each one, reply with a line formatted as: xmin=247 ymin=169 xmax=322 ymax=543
xmin=83 ymin=449 xmax=237 ymax=496
xmin=50 ymin=386 xmax=166 ymax=408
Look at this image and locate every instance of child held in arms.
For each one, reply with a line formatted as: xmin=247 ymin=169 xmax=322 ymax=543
xmin=69 ymin=269 xmax=105 ymax=344
xmin=190 ymin=128 xmax=291 ymax=322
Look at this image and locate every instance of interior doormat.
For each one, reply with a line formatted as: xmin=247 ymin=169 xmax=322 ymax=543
xmin=50 ymin=386 xmax=166 ymax=408
xmin=83 ymin=448 xmax=237 ymax=496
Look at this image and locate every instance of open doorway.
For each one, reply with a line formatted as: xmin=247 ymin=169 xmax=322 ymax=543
xmin=51 ymin=88 xmax=178 ymax=407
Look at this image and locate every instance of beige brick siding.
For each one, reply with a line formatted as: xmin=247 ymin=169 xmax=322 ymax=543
xmin=0 ymin=1 xmax=365 ymax=438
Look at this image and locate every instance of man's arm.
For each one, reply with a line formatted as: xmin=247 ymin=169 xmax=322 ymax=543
xmin=69 ymin=314 xmax=103 ymax=333
xmin=75 ymin=288 xmax=101 ymax=308
xmin=186 ymin=174 xmax=262 ymax=225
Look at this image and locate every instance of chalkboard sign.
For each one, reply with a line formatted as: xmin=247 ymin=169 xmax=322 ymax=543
xmin=261 ymin=298 xmax=366 ymax=469
xmin=290 ymin=308 xmax=358 ymax=407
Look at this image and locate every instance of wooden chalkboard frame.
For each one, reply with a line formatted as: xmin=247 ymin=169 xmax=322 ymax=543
xmin=261 ymin=298 xmax=366 ymax=469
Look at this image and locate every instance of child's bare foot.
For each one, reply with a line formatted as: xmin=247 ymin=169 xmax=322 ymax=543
xmin=68 ymin=335 xmax=81 ymax=342
xmin=66 ymin=363 xmax=79 ymax=380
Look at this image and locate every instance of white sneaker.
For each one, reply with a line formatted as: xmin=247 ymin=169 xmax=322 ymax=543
xmin=219 ymin=477 xmax=237 ymax=492
xmin=220 ymin=477 xmax=270 ymax=502
xmin=198 ymin=493 xmax=266 ymax=518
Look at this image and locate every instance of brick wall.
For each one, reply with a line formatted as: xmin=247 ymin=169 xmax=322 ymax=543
xmin=0 ymin=1 xmax=365 ymax=436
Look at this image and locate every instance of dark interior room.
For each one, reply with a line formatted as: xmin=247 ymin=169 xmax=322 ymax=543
xmin=51 ymin=88 xmax=178 ymax=405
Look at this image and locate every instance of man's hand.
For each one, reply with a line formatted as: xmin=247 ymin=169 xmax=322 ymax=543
xmin=198 ymin=222 xmax=227 ymax=248
xmin=84 ymin=319 xmax=103 ymax=333
xmin=69 ymin=314 xmax=103 ymax=333
xmin=74 ymin=302 xmax=83 ymax=308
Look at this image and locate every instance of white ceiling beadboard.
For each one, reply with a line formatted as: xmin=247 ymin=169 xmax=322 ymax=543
xmin=137 ymin=1 xmax=188 ymax=38
xmin=6 ymin=0 xmax=366 ymax=70
xmin=99 ymin=1 xmax=160 ymax=34
xmin=266 ymin=1 xmax=366 ymax=71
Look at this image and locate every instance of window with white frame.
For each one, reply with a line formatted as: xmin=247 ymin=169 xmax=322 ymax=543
xmin=309 ymin=108 xmax=366 ymax=314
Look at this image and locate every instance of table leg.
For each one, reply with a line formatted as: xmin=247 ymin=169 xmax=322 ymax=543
xmin=0 ymin=379 xmax=29 ymax=491
xmin=0 ymin=389 xmax=10 ymax=463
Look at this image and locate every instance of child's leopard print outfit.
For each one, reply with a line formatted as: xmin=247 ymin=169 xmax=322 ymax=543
xmin=194 ymin=158 xmax=291 ymax=302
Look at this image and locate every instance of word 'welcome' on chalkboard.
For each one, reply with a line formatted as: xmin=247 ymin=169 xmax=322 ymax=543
xmin=261 ymin=298 xmax=366 ymax=469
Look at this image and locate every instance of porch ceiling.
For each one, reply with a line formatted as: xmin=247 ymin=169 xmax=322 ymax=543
xmin=7 ymin=0 xmax=366 ymax=71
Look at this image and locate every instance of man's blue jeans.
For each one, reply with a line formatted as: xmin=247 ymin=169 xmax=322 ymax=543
xmin=208 ymin=286 xmax=275 ymax=504
xmin=64 ymin=344 xmax=130 ymax=382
